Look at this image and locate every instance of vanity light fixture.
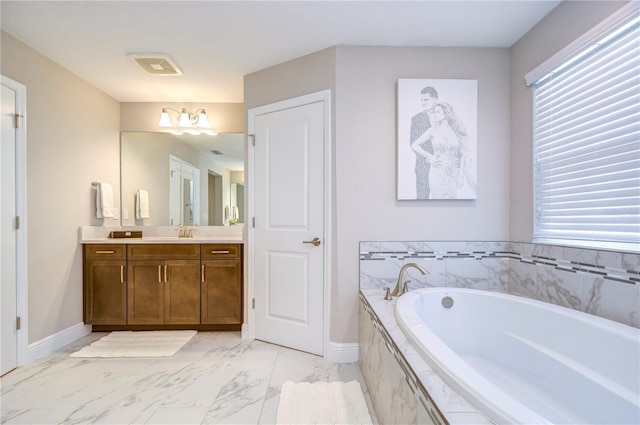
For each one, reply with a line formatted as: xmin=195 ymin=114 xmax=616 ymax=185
xmin=158 ymin=108 xmax=217 ymax=135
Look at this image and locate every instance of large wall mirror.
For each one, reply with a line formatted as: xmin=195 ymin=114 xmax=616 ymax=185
xmin=120 ymin=132 xmax=244 ymax=227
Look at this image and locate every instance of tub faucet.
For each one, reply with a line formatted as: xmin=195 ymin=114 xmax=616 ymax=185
xmin=391 ymin=263 xmax=429 ymax=297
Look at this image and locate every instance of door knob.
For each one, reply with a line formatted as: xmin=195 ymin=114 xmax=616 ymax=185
xmin=303 ymin=237 xmax=321 ymax=247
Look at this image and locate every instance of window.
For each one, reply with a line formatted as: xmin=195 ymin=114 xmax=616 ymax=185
xmin=529 ymin=6 xmax=640 ymax=251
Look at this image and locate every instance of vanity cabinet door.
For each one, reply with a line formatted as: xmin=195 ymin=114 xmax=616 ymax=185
xmin=201 ymin=259 xmax=242 ymax=324
xmin=164 ymin=260 xmax=201 ymax=324
xmin=84 ymin=260 xmax=127 ymax=325
xmin=127 ymin=260 xmax=201 ymax=325
xmin=201 ymin=244 xmax=243 ymax=325
xmin=127 ymin=261 xmax=165 ymax=325
xmin=83 ymin=244 xmax=127 ymax=325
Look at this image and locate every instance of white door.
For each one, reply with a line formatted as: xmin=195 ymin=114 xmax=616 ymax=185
xmin=253 ymin=99 xmax=326 ymax=356
xmin=1 ymin=82 xmax=18 ymax=375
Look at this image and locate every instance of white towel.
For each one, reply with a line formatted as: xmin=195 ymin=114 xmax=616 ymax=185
xmin=136 ymin=189 xmax=150 ymax=219
xmin=96 ymin=182 xmax=114 ymax=218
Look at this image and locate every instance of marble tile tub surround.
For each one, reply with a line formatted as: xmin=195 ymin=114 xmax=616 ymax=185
xmin=360 ymin=241 xmax=640 ymax=328
xmin=359 ymin=291 xmax=494 ymax=425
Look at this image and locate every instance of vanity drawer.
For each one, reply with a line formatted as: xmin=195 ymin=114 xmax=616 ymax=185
xmin=84 ymin=244 xmax=126 ymax=260
xmin=202 ymin=244 xmax=241 ymax=259
xmin=128 ymin=244 xmax=200 ymax=260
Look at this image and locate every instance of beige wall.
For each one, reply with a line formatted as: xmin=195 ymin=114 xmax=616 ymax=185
xmin=509 ymin=1 xmax=629 ymax=243
xmin=333 ymin=46 xmax=511 ymax=343
xmin=1 ymin=31 xmax=121 ymax=343
xmin=244 ymin=48 xmax=336 ymax=110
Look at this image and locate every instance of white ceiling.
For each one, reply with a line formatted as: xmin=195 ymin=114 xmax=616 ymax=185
xmin=1 ymin=1 xmax=561 ymax=104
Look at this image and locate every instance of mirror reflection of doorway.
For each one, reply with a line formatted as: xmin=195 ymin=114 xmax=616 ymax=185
xmin=169 ymin=155 xmax=200 ymax=226
xmin=208 ymin=171 xmax=223 ymax=225
xmin=230 ymin=183 xmax=244 ymax=224
xmin=183 ymin=177 xmax=194 ymax=224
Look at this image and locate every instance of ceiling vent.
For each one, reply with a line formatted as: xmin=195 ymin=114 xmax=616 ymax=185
xmin=128 ymin=53 xmax=182 ymax=76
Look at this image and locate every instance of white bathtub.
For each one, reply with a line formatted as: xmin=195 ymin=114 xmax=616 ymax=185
xmin=395 ymin=288 xmax=640 ymax=425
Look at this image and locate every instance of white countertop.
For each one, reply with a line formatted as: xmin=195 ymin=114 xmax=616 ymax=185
xmin=79 ymin=225 xmax=243 ymax=244
xmin=80 ymin=236 xmax=243 ymax=244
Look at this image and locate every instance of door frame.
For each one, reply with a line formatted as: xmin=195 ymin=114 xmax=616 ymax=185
xmin=245 ymin=89 xmax=332 ymax=357
xmin=1 ymin=75 xmax=28 ymax=368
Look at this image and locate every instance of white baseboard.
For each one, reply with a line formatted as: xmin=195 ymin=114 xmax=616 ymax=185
xmin=326 ymin=341 xmax=358 ymax=363
xmin=241 ymin=323 xmax=250 ymax=339
xmin=26 ymin=322 xmax=91 ymax=364
xmin=239 ymin=325 xmax=357 ymax=363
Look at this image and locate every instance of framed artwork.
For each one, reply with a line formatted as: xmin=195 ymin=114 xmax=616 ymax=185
xmin=397 ymin=78 xmax=478 ymax=200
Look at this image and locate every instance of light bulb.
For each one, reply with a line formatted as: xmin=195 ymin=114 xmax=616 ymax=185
xmin=178 ymin=108 xmax=192 ymax=127
xmin=195 ymin=110 xmax=210 ymax=128
xmin=158 ymin=109 xmax=173 ymax=127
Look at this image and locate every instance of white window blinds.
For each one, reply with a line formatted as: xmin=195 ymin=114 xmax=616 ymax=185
xmin=532 ymin=13 xmax=640 ymax=250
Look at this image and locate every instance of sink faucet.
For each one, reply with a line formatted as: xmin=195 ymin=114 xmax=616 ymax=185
xmin=177 ymin=224 xmax=195 ymax=238
xmin=391 ymin=263 xmax=429 ymax=297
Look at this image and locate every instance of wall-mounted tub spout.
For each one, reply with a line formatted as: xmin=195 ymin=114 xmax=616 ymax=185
xmin=391 ymin=263 xmax=429 ymax=297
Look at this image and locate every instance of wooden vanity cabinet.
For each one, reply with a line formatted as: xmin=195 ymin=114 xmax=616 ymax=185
xmin=201 ymin=244 xmax=243 ymax=325
xmin=127 ymin=244 xmax=200 ymax=325
xmin=83 ymin=242 xmax=243 ymax=330
xmin=83 ymin=245 xmax=127 ymax=325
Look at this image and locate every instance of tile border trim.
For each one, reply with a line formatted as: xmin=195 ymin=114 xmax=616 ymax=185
xmin=360 ymin=250 xmax=637 ymax=285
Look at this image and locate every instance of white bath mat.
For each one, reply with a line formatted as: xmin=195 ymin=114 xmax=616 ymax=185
xmin=70 ymin=330 xmax=197 ymax=358
xmin=276 ymin=381 xmax=373 ymax=425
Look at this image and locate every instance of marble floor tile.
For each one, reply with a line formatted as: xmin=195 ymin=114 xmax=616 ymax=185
xmin=145 ymin=407 xmax=209 ymax=424
xmin=1 ymin=332 xmax=374 ymax=425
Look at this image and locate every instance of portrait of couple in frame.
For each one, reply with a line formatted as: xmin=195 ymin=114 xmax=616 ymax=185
xmin=397 ymin=78 xmax=478 ymax=201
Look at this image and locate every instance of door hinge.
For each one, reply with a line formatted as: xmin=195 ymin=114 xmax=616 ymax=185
xmin=15 ymin=216 xmax=20 ymax=230
xmin=16 ymin=316 xmax=21 ymax=330
xmin=249 ymin=134 xmax=255 ymax=147
xmin=252 ymin=298 xmax=255 ymax=309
